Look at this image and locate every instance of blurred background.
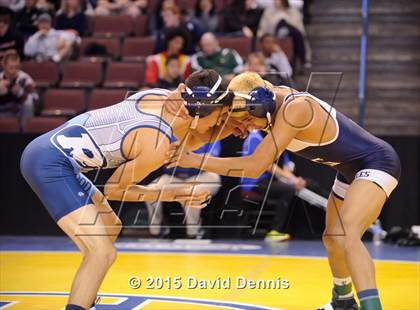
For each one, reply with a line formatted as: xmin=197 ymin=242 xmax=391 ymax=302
xmin=0 ymin=0 xmax=419 ymax=244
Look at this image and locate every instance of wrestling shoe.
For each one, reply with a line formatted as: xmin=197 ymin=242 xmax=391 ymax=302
xmin=318 ymin=289 xmax=359 ymax=310
xmin=264 ymin=230 xmax=291 ymax=242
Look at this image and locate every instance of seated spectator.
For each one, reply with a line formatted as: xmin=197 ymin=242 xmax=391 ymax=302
xmin=258 ymin=33 xmax=293 ymax=79
xmin=154 ymin=4 xmax=203 ymax=55
xmin=35 ymin=0 xmax=57 ymax=13
xmin=55 ymin=0 xmax=86 ymax=36
xmin=145 ymin=27 xmax=191 ymax=87
xmin=192 ymin=0 xmax=218 ymax=33
xmin=191 ymin=32 xmax=243 ymax=80
xmin=15 ymin=0 xmax=42 ymax=38
xmin=148 ymin=0 xmax=176 ymax=34
xmin=94 ymin=0 xmax=148 ymax=18
xmin=146 ymin=142 xmax=222 ymax=239
xmin=0 ymin=7 xmax=24 ymax=59
xmin=0 ymin=53 xmax=37 ymax=121
xmin=240 ymin=130 xmax=306 ymax=242
xmin=24 ymin=13 xmax=79 ymax=62
xmin=2 ymin=0 xmax=25 ymax=11
xmin=153 ymin=55 xmax=182 ymax=90
xmin=223 ymin=0 xmax=263 ymax=37
xmin=257 ymin=0 xmax=311 ymax=68
xmin=245 ymin=53 xmax=292 ymax=90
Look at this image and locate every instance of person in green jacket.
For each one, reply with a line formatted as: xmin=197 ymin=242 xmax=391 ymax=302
xmin=191 ymin=32 xmax=244 ymax=81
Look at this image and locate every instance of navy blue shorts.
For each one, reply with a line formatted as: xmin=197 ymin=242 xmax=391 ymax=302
xmin=332 ymin=141 xmax=401 ymax=200
xmin=20 ymin=128 xmax=96 ymax=222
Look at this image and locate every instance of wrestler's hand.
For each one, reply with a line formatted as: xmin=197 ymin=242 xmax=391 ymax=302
xmin=161 ymin=184 xmax=211 ymax=209
xmin=165 ymin=141 xmax=200 ymax=169
xmin=164 ymin=83 xmax=190 ymax=119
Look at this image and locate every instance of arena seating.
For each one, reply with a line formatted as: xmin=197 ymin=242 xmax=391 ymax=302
xmin=93 ymin=15 xmax=135 ymax=38
xmin=80 ymin=37 xmax=122 ymax=60
xmin=42 ymin=89 xmax=86 ymax=116
xmin=89 ymin=89 xmax=128 ymax=110
xmin=21 ymin=62 xmax=60 ymax=87
xmin=0 ymin=9 xmax=296 ymax=134
xmin=218 ymin=37 xmax=252 ymax=58
xmin=23 ymin=116 xmax=68 ymax=134
xmin=0 ymin=116 xmax=20 ymax=133
xmin=61 ymin=62 xmax=103 ymax=88
xmin=103 ymin=62 xmax=145 ymax=88
xmin=134 ymin=15 xmax=149 ymax=37
xmin=121 ymin=37 xmax=155 ymax=62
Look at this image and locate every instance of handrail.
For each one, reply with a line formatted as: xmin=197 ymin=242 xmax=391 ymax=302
xmin=358 ymin=0 xmax=369 ymax=127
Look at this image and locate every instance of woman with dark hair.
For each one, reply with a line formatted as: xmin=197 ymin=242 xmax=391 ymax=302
xmin=192 ymin=0 xmax=218 ymax=33
xmin=223 ymin=0 xmax=263 ymax=37
xmin=153 ymin=4 xmax=203 ymax=55
xmin=146 ymin=27 xmax=191 ymax=87
xmin=55 ymin=0 xmax=86 ymax=36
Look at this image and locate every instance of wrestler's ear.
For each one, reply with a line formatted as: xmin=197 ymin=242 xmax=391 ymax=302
xmin=177 ymin=83 xmax=187 ymax=93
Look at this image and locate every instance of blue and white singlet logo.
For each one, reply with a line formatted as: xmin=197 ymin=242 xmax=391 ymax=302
xmin=51 ymin=125 xmax=105 ymax=169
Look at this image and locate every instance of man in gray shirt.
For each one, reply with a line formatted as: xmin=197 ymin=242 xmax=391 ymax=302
xmin=24 ymin=13 xmax=78 ymax=62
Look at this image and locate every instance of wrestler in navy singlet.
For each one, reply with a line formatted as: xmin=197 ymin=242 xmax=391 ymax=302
xmin=20 ymin=89 xmax=172 ymax=221
xmin=279 ymin=88 xmax=401 ymax=199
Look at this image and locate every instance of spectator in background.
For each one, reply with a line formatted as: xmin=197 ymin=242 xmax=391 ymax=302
xmin=145 ymin=27 xmax=191 ymax=87
xmin=153 ymin=55 xmax=182 ymax=90
xmin=154 ymin=4 xmax=203 ymax=55
xmin=35 ymin=0 xmax=57 ymax=13
xmin=223 ymin=0 xmax=263 ymax=37
xmin=240 ymin=130 xmax=306 ymax=242
xmin=94 ymin=0 xmax=147 ymax=18
xmin=55 ymin=0 xmax=86 ymax=36
xmin=245 ymin=52 xmax=290 ymax=86
xmin=258 ymin=33 xmax=293 ymax=80
xmin=15 ymin=0 xmax=42 ymax=38
xmin=0 ymin=7 xmax=24 ymax=59
xmin=1 ymin=0 xmax=25 ymax=11
xmin=191 ymin=32 xmax=243 ymax=80
xmin=192 ymin=0 xmax=218 ymax=33
xmin=146 ymin=142 xmax=222 ymax=239
xmin=149 ymin=0 xmax=176 ymax=34
xmin=257 ymin=0 xmax=311 ymax=68
xmin=24 ymin=13 xmax=79 ymax=62
xmin=0 ymin=53 xmax=37 ymax=121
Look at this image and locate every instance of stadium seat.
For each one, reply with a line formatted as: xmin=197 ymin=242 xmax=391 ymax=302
xmin=0 ymin=116 xmax=20 ymax=133
xmin=21 ymin=62 xmax=60 ymax=87
xmin=42 ymin=89 xmax=86 ymax=116
xmin=177 ymin=0 xmax=196 ymax=11
xmin=60 ymin=62 xmax=103 ymax=88
xmin=89 ymin=89 xmax=128 ymax=110
xmin=122 ymin=37 xmax=155 ymax=62
xmin=218 ymin=36 xmax=252 ymax=58
xmin=23 ymin=116 xmax=67 ymax=134
xmin=80 ymin=37 xmax=121 ymax=60
xmin=93 ymin=15 xmax=134 ymax=37
xmin=255 ymin=37 xmax=294 ymax=63
xmin=134 ymin=15 xmax=149 ymax=37
xmin=84 ymin=15 xmax=94 ymax=37
xmin=214 ymin=0 xmax=225 ymax=12
xmin=104 ymin=62 xmax=145 ymax=88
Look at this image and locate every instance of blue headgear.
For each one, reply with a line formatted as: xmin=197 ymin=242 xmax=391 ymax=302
xmin=182 ymin=75 xmax=229 ymax=117
xmin=233 ymin=86 xmax=276 ymax=118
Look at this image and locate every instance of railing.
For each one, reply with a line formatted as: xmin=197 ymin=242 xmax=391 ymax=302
xmin=358 ymin=0 xmax=369 ymax=126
